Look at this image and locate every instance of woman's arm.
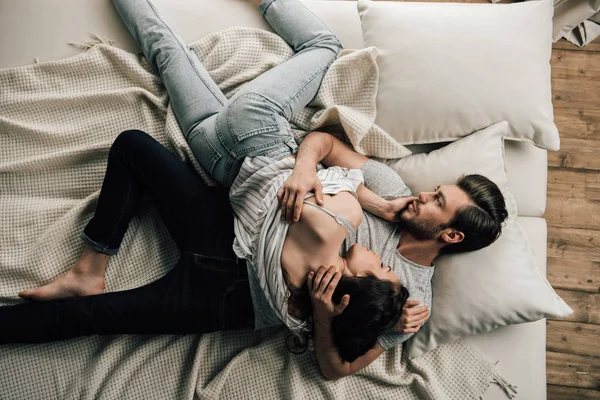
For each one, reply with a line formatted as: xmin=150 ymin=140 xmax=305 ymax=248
xmin=313 ymin=316 xmax=385 ymax=380
xmin=308 ymin=265 xmax=385 ymax=380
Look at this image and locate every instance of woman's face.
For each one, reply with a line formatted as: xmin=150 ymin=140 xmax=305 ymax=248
xmin=344 ymin=244 xmax=399 ymax=283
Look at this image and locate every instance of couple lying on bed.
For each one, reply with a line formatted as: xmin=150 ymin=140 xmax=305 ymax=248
xmin=0 ymin=0 xmax=508 ymax=380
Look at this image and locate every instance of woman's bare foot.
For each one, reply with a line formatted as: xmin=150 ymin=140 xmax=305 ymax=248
xmin=18 ymin=269 xmax=105 ymax=301
xmin=18 ymin=246 xmax=109 ymax=302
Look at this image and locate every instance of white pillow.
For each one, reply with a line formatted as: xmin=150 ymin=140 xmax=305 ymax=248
xmin=358 ymin=0 xmax=560 ymax=151
xmin=385 ymin=121 xmax=572 ymax=359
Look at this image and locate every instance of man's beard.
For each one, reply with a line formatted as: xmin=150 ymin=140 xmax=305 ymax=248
xmin=399 ymin=214 xmax=444 ymax=240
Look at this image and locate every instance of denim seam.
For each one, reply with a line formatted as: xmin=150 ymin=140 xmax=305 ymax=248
xmin=191 ymin=126 xmax=221 ymax=174
xmin=144 ymin=0 xmax=226 ymax=107
xmin=262 ymin=0 xmax=342 ymax=53
xmin=194 ymin=253 xmax=238 ymax=264
xmin=295 ymin=0 xmax=342 ymax=51
xmin=194 ymin=254 xmax=239 ymax=273
xmin=81 ymin=232 xmax=118 ymax=255
xmin=214 ymin=116 xmax=233 ymax=185
xmin=188 ymin=128 xmax=201 ymax=141
xmin=224 ymin=156 xmax=237 ymax=186
xmin=216 ymin=108 xmax=288 ymax=158
xmin=230 ymin=117 xmax=279 ymax=143
xmin=282 ymin=61 xmax=333 ymax=120
xmin=236 ymin=138 xmax=289 ymax=157
xmin=260 ymin=0 xmax=275 ymax=16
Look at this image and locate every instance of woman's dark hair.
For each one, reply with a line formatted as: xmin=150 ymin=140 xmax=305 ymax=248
xmin=439 ymin=174 xmax=509 ymax=255
xmin=330 ymin=275 xmax=409 ymax=362
xmin=283 ymin=270 xmax=409 ymax=363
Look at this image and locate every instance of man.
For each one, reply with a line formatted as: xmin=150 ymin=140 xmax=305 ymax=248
xmin=278 ymin=131 xmax=509 ymax=379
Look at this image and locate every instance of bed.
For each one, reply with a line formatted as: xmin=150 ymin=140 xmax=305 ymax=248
xmin=0 ymin=1 xmax=563 ymax=399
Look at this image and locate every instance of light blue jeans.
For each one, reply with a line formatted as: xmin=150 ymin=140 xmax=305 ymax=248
xmin=112 ymin=0 xmax=342 ymax=187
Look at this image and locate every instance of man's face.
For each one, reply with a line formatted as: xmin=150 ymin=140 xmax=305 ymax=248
xmin=399 ymin=184 xmax=473 ymax=240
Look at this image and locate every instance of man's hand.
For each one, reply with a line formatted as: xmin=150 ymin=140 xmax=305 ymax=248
xmin=393 ymin=300 xmax=430 ymax=334
xmin=383 ymin=196 xmax=418 ymax=223
xmin=308 ymin=265 xmax=349 ymax=323
xmin=277 ymin=167 xmax=324 ymax=223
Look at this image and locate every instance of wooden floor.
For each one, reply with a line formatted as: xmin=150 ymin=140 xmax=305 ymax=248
xmin=545 ymin=35 xmax=600 ymax=400
xmin=372 ymin=0 xmax=600 ymax=398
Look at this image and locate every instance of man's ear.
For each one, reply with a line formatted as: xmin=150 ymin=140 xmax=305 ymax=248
xmin=441 ymin=229 xmax=464 ymax=245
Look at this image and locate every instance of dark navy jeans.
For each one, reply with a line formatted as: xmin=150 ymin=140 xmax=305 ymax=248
xmin=0 ymin=130 xmax=254 ymax=344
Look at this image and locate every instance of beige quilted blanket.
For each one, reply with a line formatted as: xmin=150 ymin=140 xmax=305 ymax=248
xmin=0 ymin=27 xmax=515 ymax=399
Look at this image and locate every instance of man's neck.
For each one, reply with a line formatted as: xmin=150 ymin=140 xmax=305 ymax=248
xmin=396 ymin=231 xmax=440 ymax=267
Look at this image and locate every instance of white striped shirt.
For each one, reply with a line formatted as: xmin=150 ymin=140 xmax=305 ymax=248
xmin=229 ymin=155 xmax=364 ymax=334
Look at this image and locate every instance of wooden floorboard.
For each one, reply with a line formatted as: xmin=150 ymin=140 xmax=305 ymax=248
xmin=547 ymin=257 xmax=600 ymax=294
xmin=551 ymin=50 xmax=600 ymax=82
xmin=547 ymin=226 xmax=600 ymax=262
xmin=546 ymin=195 xmax=600 ymax=230
xmin=547 ymin=385 xmax=600 ymax=400
xmin=547 ymin=320 xmax=600 ymax=358
xmin=547 ymin=168 xmax=600 ymax=201
xmin=553 ymin=38 xmax=600 ymax=54
xmin=547 ymin=351 xmax=600 ymax=390
xmin=553 ymin=108 xmax=600 ymax=141
xmin=547 ymin=137 xmax=600 ymax=170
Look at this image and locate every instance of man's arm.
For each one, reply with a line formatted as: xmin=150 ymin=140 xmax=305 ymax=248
xmin=278 ymin=132 xmax=369 ymax=222
xmin=295 ymin=131 xmax=369 ymax=171
xmin=280 ymin=131 xmax=414 ymax=222
xmin=308 ymin=265 xmax=385 ymax=380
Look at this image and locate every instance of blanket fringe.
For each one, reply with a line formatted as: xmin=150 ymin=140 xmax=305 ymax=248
xmin=480 ymin=361 xmax=518 ymax=400
xmin=68 ymin=33 xmax=115 ymax=50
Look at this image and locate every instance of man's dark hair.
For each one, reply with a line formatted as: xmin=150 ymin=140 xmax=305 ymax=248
xmin=439 ymin=174 xmax=508 ymax=255
xmin=284 ymin=273 xmax=409 ymax=362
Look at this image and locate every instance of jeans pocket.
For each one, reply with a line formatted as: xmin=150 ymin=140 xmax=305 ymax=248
xmin=225 ymin=93 xmax=281 ymax=144
xmin=188 ymin=126 xmax=222 ymax=176
xmin=193 ymin=254 xmax=238 ymax=272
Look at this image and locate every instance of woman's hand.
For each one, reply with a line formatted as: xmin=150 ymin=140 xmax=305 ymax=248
xmin=393 ymin=300 xmax=430 ymax=334
xmin=277 ymin=167 xmax=324 ymax=224
xmin=308 ymin=265 xmax=349 ymax=323
xmin=383 ymin=196 xmax=418 ymax=223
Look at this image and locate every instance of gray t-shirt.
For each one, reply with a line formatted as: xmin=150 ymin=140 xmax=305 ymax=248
xmin=344 ymin=159 xmax=434 ymax=350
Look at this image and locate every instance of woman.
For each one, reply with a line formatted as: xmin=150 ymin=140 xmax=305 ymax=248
xmin=1 ymin=0 xmax=410 ymax=374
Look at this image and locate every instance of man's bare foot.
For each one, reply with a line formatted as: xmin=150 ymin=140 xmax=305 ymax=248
xmin=18 ymin=269 xmax=105 ymax=302
xmin=18 ymin=246 xmax=109 ymax=302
